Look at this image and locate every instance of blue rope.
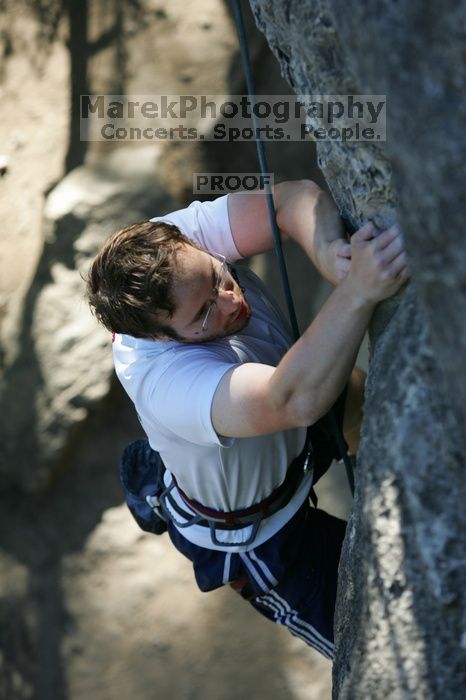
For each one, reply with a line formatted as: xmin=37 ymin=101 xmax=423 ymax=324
xmin=231 ymin=0 xmax=355 ymax=496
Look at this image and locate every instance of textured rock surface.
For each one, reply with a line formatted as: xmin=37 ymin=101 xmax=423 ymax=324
xmin=0 ymin=147 xmax=176 ymax=491
xmin=249 ymin=0 xmax=466 ymax=698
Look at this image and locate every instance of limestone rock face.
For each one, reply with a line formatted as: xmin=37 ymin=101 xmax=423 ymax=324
xmin=0 ymin=148 xmax=176 ymax=491
xmin=249 ymin=1 xmax=466 ymax=698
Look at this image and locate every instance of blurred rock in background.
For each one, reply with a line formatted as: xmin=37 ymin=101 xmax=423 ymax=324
xmin=0 ymin=2 xmax=340 ymax=699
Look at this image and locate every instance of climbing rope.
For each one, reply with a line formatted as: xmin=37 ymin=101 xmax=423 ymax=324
xmin=231 ymin=0 xmax=355 ymax=496
xmin=231 ymin=0 xmax=299 ymax=340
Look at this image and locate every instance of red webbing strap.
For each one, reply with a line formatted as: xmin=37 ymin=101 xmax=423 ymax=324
xmin=171 ymin=431 xmax=315 ymax=525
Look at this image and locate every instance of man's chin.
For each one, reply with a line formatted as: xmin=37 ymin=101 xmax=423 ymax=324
xmin=227 ymin=301 xmax=251 ymax=335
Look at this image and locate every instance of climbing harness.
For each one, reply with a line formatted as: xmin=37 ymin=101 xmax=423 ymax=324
xmin=165 ymin=443 xmax=317 ymax=547
xmin=231 ymin=0 xmax=355 ymax=496
xmin=120 ymin=437 xmax=316 ymax=547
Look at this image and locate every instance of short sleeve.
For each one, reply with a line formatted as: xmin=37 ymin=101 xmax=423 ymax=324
xmin=146 ymin=348 xmax=239 ymax=447
xmin=150 ymin=195 xmax=242 ymax=263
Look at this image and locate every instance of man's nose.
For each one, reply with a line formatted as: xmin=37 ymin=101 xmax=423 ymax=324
xmin=217 ymin=289 xmax=239 ymax=314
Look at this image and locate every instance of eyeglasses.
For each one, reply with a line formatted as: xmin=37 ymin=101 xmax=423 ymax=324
xmin=199 ymin=253 xmax=229 ymax=333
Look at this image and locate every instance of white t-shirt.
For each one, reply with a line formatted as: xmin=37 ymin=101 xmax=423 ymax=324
xmin=113 ymin=195 xmax=310 ymax=551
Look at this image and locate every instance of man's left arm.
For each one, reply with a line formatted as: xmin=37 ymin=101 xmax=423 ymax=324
xmin=228 ymin=179 xmax=351 ymax=285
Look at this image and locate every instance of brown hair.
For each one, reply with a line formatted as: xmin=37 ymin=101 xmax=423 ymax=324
xmin=86 ymin=220 xmax=195 ymax=339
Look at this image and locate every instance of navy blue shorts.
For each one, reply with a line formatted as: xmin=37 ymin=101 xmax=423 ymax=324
xmin=166 ymin=389 xmax=349 ymax=658
xmin=168 ymin=503 xmax=346 ymax=658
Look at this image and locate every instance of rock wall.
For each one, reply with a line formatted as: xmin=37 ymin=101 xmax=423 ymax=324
xmin=248 ymin=1 xmax=466 ymax=698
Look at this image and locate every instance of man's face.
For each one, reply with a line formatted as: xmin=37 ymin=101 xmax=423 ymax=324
xmin=161 ymin=244 xmax=251 ymax=342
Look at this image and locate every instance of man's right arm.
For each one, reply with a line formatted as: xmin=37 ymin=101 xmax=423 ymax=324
xmin=211 ymin=221 xmax=409 ymax=439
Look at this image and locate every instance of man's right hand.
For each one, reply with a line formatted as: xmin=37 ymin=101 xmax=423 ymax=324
xmin=344 ymin=221 xmax=410 ymax=305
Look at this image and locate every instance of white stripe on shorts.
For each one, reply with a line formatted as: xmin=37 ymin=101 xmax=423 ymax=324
xmin=248 ymin=550 xmax=279 ymax=587
xmin=269 ymin=590 xmax=334 ymax=654
xmin=239 ymin=552 xmax=269 ymax=592
xmin=255 ymin=591 xmax=334 ymax=659
xmin=222 ymin=553 xmax=232 ymax=584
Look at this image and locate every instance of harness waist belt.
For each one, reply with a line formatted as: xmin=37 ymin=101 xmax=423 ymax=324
xmin=169 ymin=443 xmax=315 ymax=531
